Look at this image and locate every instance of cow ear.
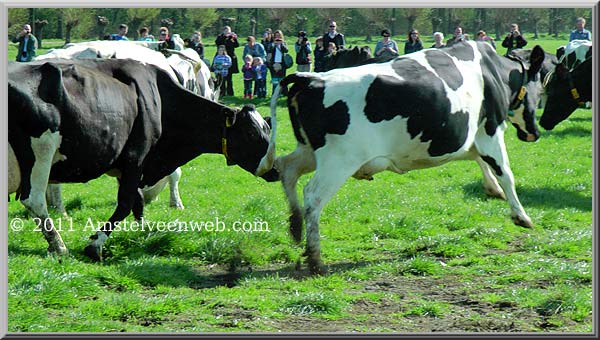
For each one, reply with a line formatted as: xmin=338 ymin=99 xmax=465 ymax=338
xmin=264 ymin=116 xmax=272 ymax=128
xmin=528 ymin=45 xmax=545 ymax=78
xmin=222 ymin=107 xmax=238 ymax=127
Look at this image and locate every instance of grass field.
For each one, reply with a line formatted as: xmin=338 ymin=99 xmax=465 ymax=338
xmin=6 ymin=35 xmax=593 ymax=333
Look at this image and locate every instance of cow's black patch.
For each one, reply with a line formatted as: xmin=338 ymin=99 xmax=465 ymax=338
xmin=481 ymin=155 xmax=503 ymax=176
xmin=364 ymin=66 xmax=469 ymax=157
xmin=444 ymin=41 xmax=475 ymax=61
xmin=287 ymin=77 xmax=350 ymax=150
xmin=424 ymin=50 xmax=463 ymax=91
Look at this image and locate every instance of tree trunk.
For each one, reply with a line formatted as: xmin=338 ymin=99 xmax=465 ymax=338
xmin=65 ymin=25 xmax=72 ymax=44
xmin=57 ymin=14 xmax=63 ymax=39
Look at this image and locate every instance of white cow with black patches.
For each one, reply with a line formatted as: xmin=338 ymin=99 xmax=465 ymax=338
xmin=256 ymin=41 xmax=545 ymax=274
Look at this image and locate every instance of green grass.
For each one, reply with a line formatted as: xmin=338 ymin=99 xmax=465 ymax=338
xmin=7 ymin=35 xmax=593 ymax=333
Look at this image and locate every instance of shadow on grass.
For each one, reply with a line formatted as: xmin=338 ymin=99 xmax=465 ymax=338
xmin=542 ymin=125 xmax=592 ymax=138
xmin=462 ymin=182 xmax=592 ymax=211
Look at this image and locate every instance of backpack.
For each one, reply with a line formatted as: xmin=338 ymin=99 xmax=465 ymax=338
xmin=283 ymin=54 xmax=294 ymax=69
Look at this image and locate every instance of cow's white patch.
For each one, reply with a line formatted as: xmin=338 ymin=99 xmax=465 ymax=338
xmin=91 ymin=231 xmax=109 ymax=249
xmin=8 ymin=143 xmax=21 ymax=194
xmin=22 ymin=130 xmax=63 ymax=216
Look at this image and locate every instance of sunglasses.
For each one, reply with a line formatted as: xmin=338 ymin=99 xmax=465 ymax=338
xmin=382 ymin=34 xmax=390 ymax=37
xmin=329 ymin=26 xmax=336 ymax=28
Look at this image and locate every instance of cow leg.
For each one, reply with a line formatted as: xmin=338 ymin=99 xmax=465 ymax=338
xmin=168 ymin=168 xmax=184 ymax=210
xmin=302 ymin=158 xmax=358 ymax=274
xmin=274 ymin=144 xmax=316 ymax=243
xmin=475 ymin=130 xmax=533 ymax=228
xmin=22 ymin=132 xmax=68 ymax=255
xmin=46 ymin=183 xmax=68 ymax=218
xmin=475 ymin=156 xmax=506 ymax=200
xmin=85 ymin=170 xmax=143 ymax=261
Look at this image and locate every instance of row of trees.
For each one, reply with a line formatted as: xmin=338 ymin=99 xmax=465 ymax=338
xmin=8 ymin=8 xmax=592 ymax=48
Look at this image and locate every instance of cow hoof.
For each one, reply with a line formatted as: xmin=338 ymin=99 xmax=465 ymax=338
xmin=512 ymin=215 xmax=533 ymax=228
xmin=84 ymin=243 xmax=103 ymax=262
xmin=171 ymin=202 xmax=185 ymax=210
xmin=307 ymin=259 xmax=326 ymax=276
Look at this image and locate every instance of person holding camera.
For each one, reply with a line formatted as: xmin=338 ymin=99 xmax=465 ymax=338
xmin=502 ymin=23 xmax=527 ymax=56
xmin=295 ymin=31 xmax=312 ymax=72
xmin=375 ymin=28 xmax=399 ymax=59
xmin=446 ymin=26 xmax=468 ymax=47
xmin=215 ymin=26 xmax=240 ymax=97
xmin=266 ymin=30 xmax=289 ymax=96
xmin=12 ymin=24 xmax=37 ymax=62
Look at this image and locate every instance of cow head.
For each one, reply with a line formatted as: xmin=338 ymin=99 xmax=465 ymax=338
xmin=221 ymin=104 xmax=279 ymax=182
xmin=539 ymin=59 xmax=591 ymax=130
xmin=506 ymin=45 xmax=545 ymax=142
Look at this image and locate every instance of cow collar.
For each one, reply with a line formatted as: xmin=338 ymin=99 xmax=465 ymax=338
xmin=506 ymin=55 xmax=528 ymax=112
xmin=222 ymin=116 xmax=235 ymax=165
xmin=566 ymin=72 xmax=587 ymax=108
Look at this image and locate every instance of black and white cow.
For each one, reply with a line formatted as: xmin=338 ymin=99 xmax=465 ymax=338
xmin=556 ymin=40 xmax=592 ymax=71
xmin=509 ymin=48 xmax=559 ymax=108
xmin=256 ymin=41 xmax=545 ymax=273
xmin=8 ymin=58 xmax=278 ymax=260
xmin=36 ymin=40 xmax=218 ymax=213
xmin=539 ymin=57 xmax=592 ymax=130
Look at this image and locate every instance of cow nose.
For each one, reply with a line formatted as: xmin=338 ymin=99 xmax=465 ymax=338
xmin=527 ymin=134 xmax=538 ymax=142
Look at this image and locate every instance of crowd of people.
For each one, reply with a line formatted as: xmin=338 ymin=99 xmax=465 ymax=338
xmin=12 ymin=17 xmax=592 ymax=99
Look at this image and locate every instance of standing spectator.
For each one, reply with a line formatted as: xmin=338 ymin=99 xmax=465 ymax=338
xmin=266 ymin=30 xmax=289 ymax=96
xmin=313 ymin=37 xmax=327 ymax=72
xmin=322 ymin=20 xmax=345 ymax=51
xmin=158 ymin=27 xmax=176 ymax=49
xmin=261 ymin=29 xmax=274 ymax=55
xmin=570 ymin=17 xmax=592 ymax=41
xmin=212 ymin=45 xmax=232 ymax=96
xmin=110 ymin=24 xmax=129 ymax=41
xmin=375 ymin=28 xmax=399 ymax=59
xmin=501 ymin=23 xmax=527 ymax=56
xmin=446 ymin=26 xmax=467 ymax=47
xmin=404 ymin=29 xmax=423 ymax=55
xmin=295 ymin=31 xmax=312 ymax=72
xmin=253 ymin=57 xmax=268 ymax=98
xmin=12 ymin=24 xmax=37 ymax=62
xmin=242 ymin=55 xmax=255 ymax=99
xmin=215 ymin=26 xmax=240 ymax=97
xmin=137 ymin=27 xmax=154 ymax=41
xmin=431 ymin=32 xmax=446 ymax=48
xmin=188 ymin=31 xmax=205 ymax=60
xmin=476 ymin=30 xmax=496 ymax=49
xmin=243 ymin=36 xmax=266 ymax=61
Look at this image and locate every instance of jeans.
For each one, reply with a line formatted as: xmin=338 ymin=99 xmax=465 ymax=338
xmin=244 ymin=79 xmax=253 ymax=96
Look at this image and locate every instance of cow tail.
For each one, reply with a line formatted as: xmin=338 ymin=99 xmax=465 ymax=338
xmin=255 ymin=81 xmax=283 ymax=176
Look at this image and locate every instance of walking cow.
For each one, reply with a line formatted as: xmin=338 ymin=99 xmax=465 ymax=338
xmin=8 ymin=58 xmax=278 ymax=260
xmin=256 ymin=41 xmax=545 ymax=274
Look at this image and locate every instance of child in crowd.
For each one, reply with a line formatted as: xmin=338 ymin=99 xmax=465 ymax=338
xmin=242 ymin=54 xmax=255 ymax=99
xmin=253 ymin=57 xmax=268 ymax=98
xmin=212 ymin=45 xmax=232 ymax=95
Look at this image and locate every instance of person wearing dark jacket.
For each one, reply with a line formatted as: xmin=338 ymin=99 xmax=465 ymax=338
xmin=322 ymin=20 xmax=345 ymax=51
xmin=266 ymin=30 xmax=289 ymax=96
xmin=215 ymin=26 xmax=240 ymax=96
xmin=501 ymin=23 xmax=527 ymax=56
xmin=12 ymin=24 xmax=37 ymax=61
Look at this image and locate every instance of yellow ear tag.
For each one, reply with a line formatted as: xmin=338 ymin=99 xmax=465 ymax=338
xmin=570 ymin=88 xmax=581 ymax=100
xmin=517 ymin=86 xmax=526 ymax=101
xmin=221 ymin=138 xmax=229 ymax=158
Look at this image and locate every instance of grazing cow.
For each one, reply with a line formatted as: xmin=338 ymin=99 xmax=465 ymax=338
xmin=8 ymin=58 xmax=278 ymax=259
xmin=36 ymin=41 xmax=217 ymax=213
xmin=539 ymin=58 xmax=592 ymax=130
xmin=256 ymin=41 xmax=545 ymax=273
xmin=509 ymin=48 xmax=559 ymax=108
xmin=556 ymin=40 xmax=592 ymax=71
